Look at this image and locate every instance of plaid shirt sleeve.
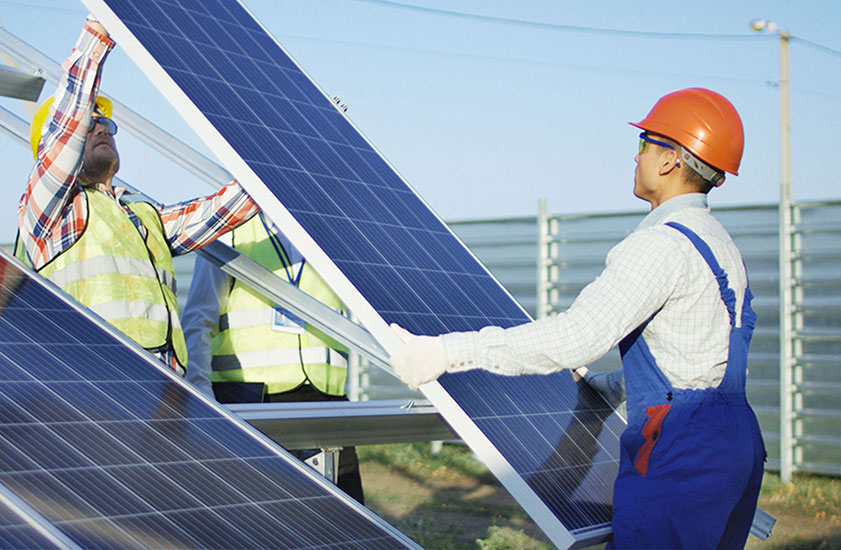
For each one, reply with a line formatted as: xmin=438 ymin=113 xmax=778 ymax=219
xmin=158 ymin=180 xmax=259 ymax=256
xmin=17 ymin=22 xmax=114 ymax=270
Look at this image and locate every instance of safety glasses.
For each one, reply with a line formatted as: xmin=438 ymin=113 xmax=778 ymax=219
xmin=90 ymin=116 xmax=118 ymax=136
xmin=638 ymin=132 xmax=682 ymax=168
xmin=638 ymin=132 xmax=675 ymax=155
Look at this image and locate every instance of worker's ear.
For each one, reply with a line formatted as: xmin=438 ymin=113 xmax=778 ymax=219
xmin=658 ymin=148 xmax=681 ymax=176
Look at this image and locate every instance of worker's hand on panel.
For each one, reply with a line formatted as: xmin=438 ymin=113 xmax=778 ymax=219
xmin=575 ymin=367 xmax=626 ymax=408
xmin=389 ymin=323 xmax=447 ymax=391
xmin=571 ymin=366 xmax=588 ymax=382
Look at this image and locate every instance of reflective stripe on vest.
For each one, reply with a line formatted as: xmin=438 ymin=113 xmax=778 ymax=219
xmin=36 ymin=188 xmax=188 ymax=368
xmin=219 ymin=308 xmax=272 ymax=331
xmin=213 ymin=346 xmax=348 ymax=372
xmin=211 ymin=214 xmax=348 ymax=396
xmin=46 ymin=256 xmax=176 ymax=294
xmin=88 ymin=300 xmax=170 ymax=324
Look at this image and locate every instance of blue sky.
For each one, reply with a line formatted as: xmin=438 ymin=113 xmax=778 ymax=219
xmin=1 ymin=0 xmax=840 ymax=242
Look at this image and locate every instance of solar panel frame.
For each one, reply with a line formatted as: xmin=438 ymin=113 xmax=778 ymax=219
xmin=0 ymin=248 xmax=421 ymax=549
xmin=0 ymin=484 xmax=80 ymax=549
xmin=81 ymin=1 xmax=623 ymax=546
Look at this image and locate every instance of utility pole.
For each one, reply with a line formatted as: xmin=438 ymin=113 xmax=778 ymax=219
xmin=751 ymin=18 xmax=795 ymax=483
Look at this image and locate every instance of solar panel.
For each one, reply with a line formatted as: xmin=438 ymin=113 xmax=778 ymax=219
xmin=83 ymin=0 xmax=625 ymax=546
xmin=0 ymin=486 xmax=80 ymax=549
xmin=0 ymin=249 xmax=420 ymax=549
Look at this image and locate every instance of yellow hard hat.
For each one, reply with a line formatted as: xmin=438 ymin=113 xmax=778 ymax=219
xmin=30 ymin=95 xmax=113 ymax=159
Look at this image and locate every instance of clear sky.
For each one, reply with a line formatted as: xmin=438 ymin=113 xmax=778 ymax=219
xmin=1 ymin=0 xmax=840 ymax=242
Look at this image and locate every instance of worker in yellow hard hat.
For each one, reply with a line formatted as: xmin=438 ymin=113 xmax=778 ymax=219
xmin=17 ymin=15 xmax=260 ymax=376
xmin=388 ymin=88 xmax=764 ymax=549
xmin=29 ymin=95 xmax=113 ymax=159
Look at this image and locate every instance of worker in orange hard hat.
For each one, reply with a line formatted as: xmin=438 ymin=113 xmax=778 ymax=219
xmin=388 ymin=88 xmax=765 ymax=549
xmin=630 ymin=87 xmax=744 ymax=192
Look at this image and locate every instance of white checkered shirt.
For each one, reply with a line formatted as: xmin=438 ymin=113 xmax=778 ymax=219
xmin=441 ymin=193 xmax=749 ymax=390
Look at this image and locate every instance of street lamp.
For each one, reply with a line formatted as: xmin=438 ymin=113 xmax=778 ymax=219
xmin=751 ymin=18 xmax=794 ymax=484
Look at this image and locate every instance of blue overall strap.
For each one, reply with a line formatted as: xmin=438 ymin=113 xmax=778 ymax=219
xmin=664 ymin=222 xmax=737 ymax=327
xmin=741 ymin=263 xmax=758 ymax=331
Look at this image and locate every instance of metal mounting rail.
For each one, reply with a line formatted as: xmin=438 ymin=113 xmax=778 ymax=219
xmin=0 ymin=63 xmax=45 ymax=101
xmin=199 ymin=240 xmax=389 ymax=370
xmin=227 ymin=399 xmax=456 ymax=450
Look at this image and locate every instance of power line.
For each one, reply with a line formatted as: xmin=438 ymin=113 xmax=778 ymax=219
xmin=280 ymin=31 xmax=772 ymax=86
xmin=277 ymin=31 xmax=841 ymax=103
xmin=347 ymin=0 xmax=764 ymax=41
xmin=350 ymin=0 xmax=841 ymax=58
xmin=792 ymin=37 xmax=841 ymax=59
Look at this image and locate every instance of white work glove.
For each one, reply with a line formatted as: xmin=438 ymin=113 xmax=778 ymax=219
xmin=389 ymin=323 xmax=447 ymax=391
xmin=573 ymin=367 xmax=626 ymax=408
xmin=572 ymin=366 xmax=589 ymax=382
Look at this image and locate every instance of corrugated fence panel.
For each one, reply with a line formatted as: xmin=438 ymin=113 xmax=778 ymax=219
xmin=790 ymin=202 xmax=841 ymax=475
xmin=5 ymin=200 xmax=840 ymax=475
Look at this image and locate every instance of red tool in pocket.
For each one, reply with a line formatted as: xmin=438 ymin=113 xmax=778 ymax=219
xmin=634 ymin=403 xmax=671 ymax=476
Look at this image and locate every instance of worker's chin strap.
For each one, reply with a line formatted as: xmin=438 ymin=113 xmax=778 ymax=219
xmin=680 ymin=147 xmax=726 ymax=187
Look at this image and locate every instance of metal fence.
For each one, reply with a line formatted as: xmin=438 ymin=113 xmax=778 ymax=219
xmin=10 ymin=199 xmax=840 ymax=477
xmin=359 ymin=199 xmax=841 ymax=478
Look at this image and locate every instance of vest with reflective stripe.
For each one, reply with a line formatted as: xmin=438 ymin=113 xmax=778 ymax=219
xmin=33 ymin=188 xmax=187 ymax=368
xmin=211 ymin=215 xmax=348 ymax=396
xmin=13 ymin=235 xmax=31 ymax=267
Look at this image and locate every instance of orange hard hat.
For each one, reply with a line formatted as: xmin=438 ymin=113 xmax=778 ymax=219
xmin=630 ymin=88 xmax=744 ymax=175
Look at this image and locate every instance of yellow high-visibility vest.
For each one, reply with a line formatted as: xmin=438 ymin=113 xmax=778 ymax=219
xmin=13 ymin=235 xmax=31 ymax=267
xmin=24 ymin=188 xmax=187 ymax=368
xmin=211 ymin=214 xmax=348 ymax=395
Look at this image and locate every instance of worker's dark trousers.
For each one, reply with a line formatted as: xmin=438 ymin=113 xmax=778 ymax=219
xmin=608 ymin=223 xmax=765 ymax=549
xmin=264 ymin=385 xmax=365 ymax=505
xmin=213 ymin=382 xmax=364 ymax=505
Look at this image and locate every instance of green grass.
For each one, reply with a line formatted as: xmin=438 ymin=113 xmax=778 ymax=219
xmin=748 ymin=472 xmax=841 ymax=549
xmin=358 ymin=442 xmax=841 ymax=550
xmin=358 ymin=442 xmax=552 ymax=549
xmin=760 ymin=472 xmax=841 ymax=517
xmin=360 ymin=440 xmax=490 ymax=479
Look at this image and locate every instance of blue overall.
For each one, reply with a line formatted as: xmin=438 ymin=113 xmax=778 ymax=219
xmin=608 ymin=222 xmax=765 ymax=549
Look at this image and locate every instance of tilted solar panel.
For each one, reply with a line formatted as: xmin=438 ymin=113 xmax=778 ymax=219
xmin=0 ymin=249 xmax=420 ymax=549
xmin=0 ymin=487 xmax=79 ymax=550
xmin=83 ymin=0 xmax=625 ymax=546
xmin=0 ymin=509 xmax=58 ymax=550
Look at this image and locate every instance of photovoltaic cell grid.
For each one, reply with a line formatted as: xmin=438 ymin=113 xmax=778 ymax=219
xmin=452 ymin=370 xmax=623 ymax=530
xmin=101 ymin=0 xmax=527 ymax=336
xmin=0 ymin=250 xmax=418 ymax=550
xmin=89 ymin=0 xmax=623 ymax=542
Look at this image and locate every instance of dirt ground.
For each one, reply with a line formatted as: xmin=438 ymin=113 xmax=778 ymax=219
xmin=359 ymin=454 xmax=841 ymax=549
xmin=745 ymin=503 xmax=841 ymax=550
xmin=360 ymin=458 xmax=552 ymax=548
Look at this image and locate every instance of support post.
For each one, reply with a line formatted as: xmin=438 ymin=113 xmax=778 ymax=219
xmin=778 ymin=30 xmax=794 ymax=483
xmin=537 ymin=198 xmax=549 ymax=319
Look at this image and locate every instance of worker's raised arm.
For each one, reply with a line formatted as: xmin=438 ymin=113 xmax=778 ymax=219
xmin=17 ymin=19 xmax=114 ymax=269
xmin=157 ymin=181 xmax=260 ymax=256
